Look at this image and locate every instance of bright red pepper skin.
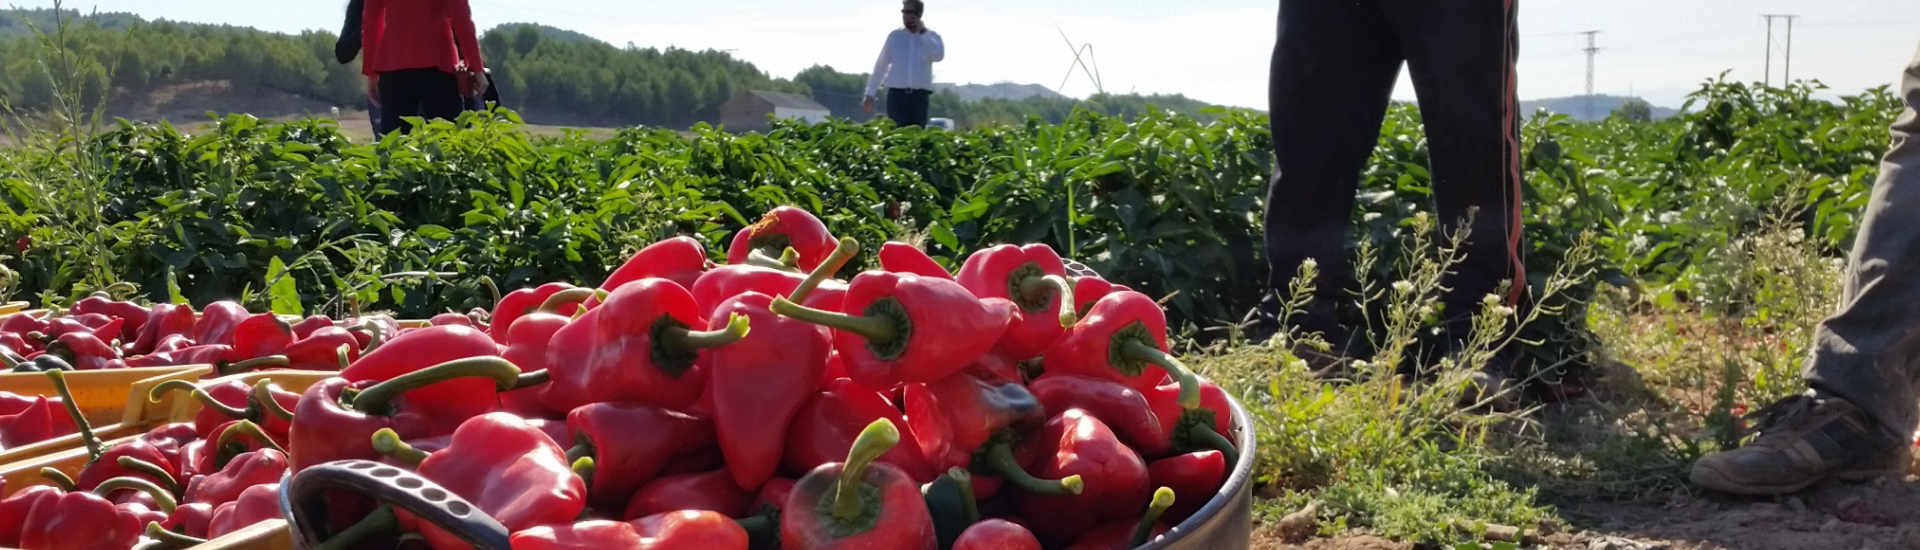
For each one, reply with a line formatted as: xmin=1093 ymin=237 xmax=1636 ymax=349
xmin=129 ymin=303 xmax=197 ymax=356
xmin=179 ymin=380 xmax=255 ymax=441
xmin=429 ymin=312 xmax=476 ymax=327
xmin=288 ymin=378 xmax=450 ymax=471
xmin=955 ymin=244 xmax=1074 ymax=361
xmin=194 ymin=301 xmax=251 ymax=346
xmin=543 ymin=278 xmax=736 ymax=412
xmin=787 ymin=271 xmax=1013 ymax=390
xmin=565 ymin=402 xmax=718 ymax=509
xmin=1148 ymin=450 xmax=1225 ymax=526
xmin=1072 ymin=277 xmax=1130 ymax=317
xmin=601 ymin=236 xmax=710 ymax=297
xmin=289 ymin=315 xmax=334 ymax=340
xmin=401 ymin=413 xmax=587 ymax=550
xmin=1145 ymin=380 xmax=1235 ymax=455
xmin=18 ymin=490 xmax=143 ymax=550
xmin=902 ymin=371 xmax=1044 ymax=472
xmin=340 ymin=325 xmax=502 ymax=424
xmin=708 ymin=292 xmax=828 ymax=491
xmin=754 ymin=478 xmax=797 ymax=514
xmin=206 ymin=482 xmax=281 ymax=538
xmin=879 ymin=241 xmax=953 ymax=280
xmin=728 ymin=206 xmax=838 ymax=273
xmin=1030 ymin=374 xmax=1169 ymax=457
xmin=184 ymin=449 xmax=289 ymax=508
xmin=1013 ymin=409 xmax=1151 ymax=544
xmin=785 ymin=379 xmax=938 ymax=484
xmin=511 ymin=512 xmax=750 ymax=550
xmin=1043 ymin=291 xmax=1203 ymax=412
xmin=280 ymin=326 xmax=362 ymax=371
xmin=229 ymin=313 xmax=293 ymax=361
xmin=782 ymin=419 xmax=937 ymax=550
xmin=163 ymin=502 xmax=216 ymax=539
xmin=498 ymin=290 xmax=593 ymax=419
xmin=143 ymin=423 xmax=199 ymax=479
xmin=622 ymin=469 xmax=755 ymax=520
xmin=0 ymin=486 xmax=61 ymax=547
xmin=489 ymin=282 xmax=582 ymax=344
xmin=0 ymin=396 xmax=77 ymax=448
xmin=48 ymin=332 xmax=119 ymax=370
xmin=0 ymin=314 xmax=47 ymax=341
xmin=70 ymin=296 xmax=150 ymax=342
xmin=953 ymin=519 xmax=1044 ymax=550
xmin=75 ymin=437 xmax=179 ymax=493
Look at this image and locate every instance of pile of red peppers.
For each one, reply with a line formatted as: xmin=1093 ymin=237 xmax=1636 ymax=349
xmin=0 ymin=205 xmax=1237 ymax=550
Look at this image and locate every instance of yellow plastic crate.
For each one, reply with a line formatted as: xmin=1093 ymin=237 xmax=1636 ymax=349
xmin=0 ymin=366 xmax=212 ymax=465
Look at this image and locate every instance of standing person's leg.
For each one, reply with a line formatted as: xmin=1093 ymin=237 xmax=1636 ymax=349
xmin=1382 ymin=0 xmax=1527 ymax=368
xmin=367 ymin=97 xmax=383 ymax=135
xmin=906 ymin=89 xmax=932 ymax=127
xmin=885 ymin=88 xmax=910 ymax=126
xmin=377 ymin=70 xmax=413 ymax=136
xmin=417 ymin=70 xmax=466 ymax=123
xmin=1690 ymin=43 xmax=1920 ymax=496
xmin=1262 ymin=0 xmax=1404 ymax=360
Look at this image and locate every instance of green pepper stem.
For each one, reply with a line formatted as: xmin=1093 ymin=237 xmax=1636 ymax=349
xmin=479 ymin=276 xmax=502 ymax=308
xmin=565 ymin=441 xmax=593 ymax=466
xmin=144 ymin=522 xmax=209 ymax=550
xmin=512 ymin=369 xmax=550 ymax=389
xmin=1130 ymin=487 xmax=1176 ymax=547
xmin=745 ymin=248 xmax=802 ymax=273
xmin=0 ymin=350 xmax=19 ymax=369
xmin=660 ymin=312 xmax=752 ymax=352
xmin=571 ymin=457 xmax=595 ymax=488
xmin=93 ymin=477 xmax=178 ymax=514
xmin=983 ymin=440 xmax=1083 ymax=496
xmin=1184 ymin=424 xmax=1240 ymax=467
xmin=360 ymin=320 xmax=386 ymax=353
xmin=38 ymin=467 xmax=77 ymax=491
xmin=947 ymin=467 xmax=979 ymax=525
xmin=215 ymin=420 xmax=288 ymax=469
xmin=46 ymin=370 xmax=103 ymax=461
xmin=150 ymin=380 xmax=251 ymax=421
xmin=734 ymin=513 xmax=780 ymax=544
xmin=1120 ymin=339 xmax=1201 ymax=409
xmin=788 ymin=237 xmax=859 ymax=304
xmin=117 ymin=456 xmax=181 ymax=495
xmin=253 ymin=380 xmax=296 ymax=422
xmin=336 ymin=344 xmax=352 ymax=370
xmin=537 ymin=288 xmax=596 ymax=314
xmin=220 ymin=355 xmax=290 ymax=376
xmin=371 ymin=428 xmax=430 ymax=467
xmin=349 ymin=356 xmax=522 ymax=415
xmin=770 ymin=297 xmax=896 ymax=344
xmin=1018 ymin=274 xmax=1079 ymax=327
xmin=832 ymin=418 xmax=900 ymax=523
xmin=313 ymin=504 xmax=399 ymax=550
xmin=104 ymin=282 xmax=140 ymax=300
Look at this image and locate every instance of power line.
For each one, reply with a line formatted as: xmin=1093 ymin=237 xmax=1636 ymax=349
xmin=1580 ymin=30 xmax=1601 ymax=119
xmin=1760 ymin=14 xmax=1798 ymax=87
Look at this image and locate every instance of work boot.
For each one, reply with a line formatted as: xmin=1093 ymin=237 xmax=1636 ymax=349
xmin=1689 ymin=392 xmax=1909 ymax=496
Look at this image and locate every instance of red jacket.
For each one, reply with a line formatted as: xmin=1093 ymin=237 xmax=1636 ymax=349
xmin=361 ymin=0 xmax=484 ymax=76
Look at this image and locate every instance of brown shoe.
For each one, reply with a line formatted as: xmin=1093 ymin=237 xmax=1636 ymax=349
xmin=1689 ymin=393 xmax=1909 ymax=496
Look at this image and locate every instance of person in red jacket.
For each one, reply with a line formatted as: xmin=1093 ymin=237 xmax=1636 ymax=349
xmin=361 ymin=0 xmax=487 ymax=135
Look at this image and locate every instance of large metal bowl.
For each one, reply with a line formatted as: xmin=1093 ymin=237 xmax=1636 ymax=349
xmin=1140 ymin=382 xmax=1256 ymax=550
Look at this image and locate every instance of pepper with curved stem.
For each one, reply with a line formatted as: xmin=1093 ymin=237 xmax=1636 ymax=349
xmin=479 ymin=276 xmax=502 ymax=307
xmin=374 ymin=412 xmax=589 ymax=550
xmin=563 ymin=401 xmax=717 ymax=509
xmin=746 ymin=247 xmax=803 ymax=272
xmin=541 ymin=278 xmax=753 ymax=411
xmin=1043 ymin=290 xmax=1202 ymax=409
xmin=1131 ymin=487 xmax=1175 ymax=547
xmin=771 ymin=270 xmax=1012 ymax=388
xmin=216 ymin=355 xmax=291 ymax=377
xmin=144 ymin=522 xmax=209 ymax=550
xmin=786 ymin=238 xmax=858 ymax=305
xmin=358 ymin=319 xmax=386 ymax=352
xmin=39 ymin=467 xmax=77 ymax=491
xmin=781 ymin=418 xmax=937 ymax=550
xmin=287 ymin=357 xmax=523 ymax=471
xmin=728 ymin=206 xmax=840 ymax=273
xmin=47 ymin=370 xmax=103 ymax=460
xmin=117 ymin=456 xmax=181 ymax=495
xmin=370 ymin=428 xmax=430 ymax=466
xmin=878 ymin=241 xmax=953 ymax=280
xmin=213 ymin=420 xmax=289 ymax=468
xmin=953 ymin=244 xmax=1080 ymax=360
xmin=95 ymin=476 xmax=178 ymax=515
xmin=253 ymin=380 xmax=296 ymax=422
xmin=1013 ymin=409 xmax=1154 ymax=543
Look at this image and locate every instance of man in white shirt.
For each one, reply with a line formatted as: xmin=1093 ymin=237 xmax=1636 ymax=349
xmin=863 ymin=0 xmax=945 ymax=128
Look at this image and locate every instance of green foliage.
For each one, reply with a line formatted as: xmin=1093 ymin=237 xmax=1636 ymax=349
xmin=1610 ymin=97 xmax=1653 ymax=123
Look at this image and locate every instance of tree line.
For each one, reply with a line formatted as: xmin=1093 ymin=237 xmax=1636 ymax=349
xmin=0 ymin=9 xmax=1228 ymax=129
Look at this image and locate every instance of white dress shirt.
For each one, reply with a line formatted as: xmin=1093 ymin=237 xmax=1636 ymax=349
xmin=865 ymin=27 xmax=945 ymax=98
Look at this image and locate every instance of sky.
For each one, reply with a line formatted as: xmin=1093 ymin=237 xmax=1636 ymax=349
xmin=11 ymin=0 xmax=1920 ymax=110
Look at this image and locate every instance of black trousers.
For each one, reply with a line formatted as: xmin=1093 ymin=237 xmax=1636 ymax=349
xmin=377 ymin=68 xmax=465 ymax=135
xmin=1265 ymin=0 xmax=1525 ymax=345
xmin=885 ymin=88 xmax=932 ymax=127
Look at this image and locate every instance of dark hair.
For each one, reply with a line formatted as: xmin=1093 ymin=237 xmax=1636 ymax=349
xmin=903 ymin=0 xmax=924 ymax=13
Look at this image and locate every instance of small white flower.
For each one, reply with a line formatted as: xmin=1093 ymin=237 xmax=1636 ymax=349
xmin=1302 ymin=258 xmax=1318 ymax=269
xmin=1482 ymin=294 xmax=1501 ymax=305
xmin=1494 ymin=306 xmax=1516 ymax=317
xmin=1631 ymin=235 xmax=1648 ymax=250
xmin=1561 ymin=196 xmax=1578 ymax=208
xmin=1392 ymin=280 xmax=1415 ymax=294
xmin=1418 ymin=305 xmax=1434 ymax=318
xmin=1659 ymin=211 xmax=1680 ymax=225
xmin=1351 ymin=359 xmax=1368 ymax=369
xmin=1363 ymin=212 xmax=1383 ymax=222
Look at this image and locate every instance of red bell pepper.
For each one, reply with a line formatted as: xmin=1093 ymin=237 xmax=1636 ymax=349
xmin=510 ymin=511 xmax=750 ymax=550
xmin=1144 ymin=379 xmax=1238 ymax=464
xmin=74 ymin=437 xmax=182 ymax=496
xmin=53 ymin=314 xmax=123 ymax=344
xmin=372 ymin=412 xmax=587 ymax=550
xmin=70 ymin=296 xmax=149 ymax=342
xmin=1043 ymin=290 xmax=1200 ymax=409
xmin=279 ymin=326 xmax=361 ymax=371
xmin=755 ymin=477 xmax=796 ymax=514
xmin=786 ymin=379 xmax=938 ymax=484
xmin=1072 ymin=277 xmax=1130 ymax=318
xmin=707 ymin=291 xmax=829 ymax=491
xmin=94 ymin=476 xmax=177 ymax=524
xmin=600 ymin=236 xmax=710 ymax=297
xmin=541 ymin=278 xmax=751 ymax=412
xmin=288 ymin=356 xmax=523 ymax=471
xmin=489 ymin=282 xmax=582 ymax=345
xmin=879 ymin=241 xmax=953 ymax=280
xmin=0 ymin=485 xmax=61 ymax=547
xmin=498 ymin=288 xmax=595 ymax=418
xmin=46 ymin=332 xmax=121 ymax=371
xmin=150 ymin=379 xmax=274 ymax=442
xmin=17 ymin=489 xmax=145 ymax=550
xmin=954 ymin=519 xmax=1043 ymax=550
xmin=728 ymin=206 xmax=838 ymax=273
xmin=0 ymin=314 xmax=47 ymax=341
xmin=1062 ymin=487 xmax=1176 ymax=550
xmin=954 ymin=244 xmax=1078 ymax=360
xmin=1013 ymin=409 xmax=1152 ymax=543
xmin=206 ymin=481 xmax=281 ymax=538
xmin=1030 ymin=373 xmax=1169 ymax=457
xmin=622 ymin=469 xmax=754 ymax=520
xmin=0 ymin=395 xmax=77 ymax=448
xmin=161 ymin=501 xmax=216 ymax=539
xmin=429 ymin=312 xmax=476 ymax=327
xmin=128 ymin=303 xmax=197 ymax=356
xmin=1148 ymin=450 xmax=1225 ymax=526
xmin=564 ymin=401 xmax=718 ymax=509
xmin=782 ymin=418 xmax=937 ymax=550
xmin=194 ymin=301 xmax=251 ymax=346
xmin=340 ymin=325 xmax=504 ymax=424
xmin=229 ymin=313 xmax=294 ymax=361
xmin=772 ymin=271 xmax=1013 ymax=389
xmin=289 ymin=315 xmax=334 ymax=339
xmin=901 ymin=371 xmax=1045 ymax=474
xmin=183 ymin=449 xmax=288 ymax=508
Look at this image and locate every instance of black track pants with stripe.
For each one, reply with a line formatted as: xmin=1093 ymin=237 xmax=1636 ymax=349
xmin=1263 ymin=0 xmax=1525 ymax=347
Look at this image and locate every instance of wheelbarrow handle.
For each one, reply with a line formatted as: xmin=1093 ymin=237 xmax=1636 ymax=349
xmin=286 ymin=460 xmax=511 ymax=550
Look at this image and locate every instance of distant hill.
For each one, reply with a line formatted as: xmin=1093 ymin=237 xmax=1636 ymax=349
xmin=1520 ymin=94 xmax=1679 ymax=122
xmin=1 ymin=9 xmax=149 ymax=38
xmin=934 ymin=82 xmax=1065 ymax=103
xmin=487 ymin=23 xmax=606 ymax=47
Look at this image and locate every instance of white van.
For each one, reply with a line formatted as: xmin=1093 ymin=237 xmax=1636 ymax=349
xmin=928 ymin=117 xmax=955 ymax=132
